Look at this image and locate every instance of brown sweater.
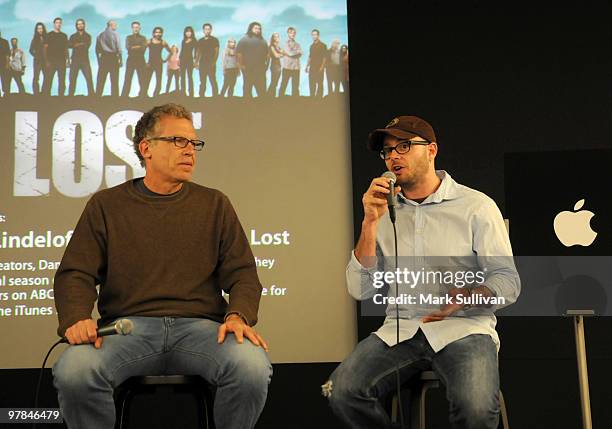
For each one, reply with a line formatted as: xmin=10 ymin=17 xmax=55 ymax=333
xmin=54 ymin=180 xmax=262 ymax=337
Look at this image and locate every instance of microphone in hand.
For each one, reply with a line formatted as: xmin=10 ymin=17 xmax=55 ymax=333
xmin=381 ymin=171 xmax=397 ymax=223
xmin=60 ymin=318 xmax=134 ymax=344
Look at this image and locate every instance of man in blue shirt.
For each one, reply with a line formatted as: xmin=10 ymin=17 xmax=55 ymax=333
xmin=325 ymin=116 xmax=520 ymax=429
xmin=95 ymin=20 xmax=122 ymax=97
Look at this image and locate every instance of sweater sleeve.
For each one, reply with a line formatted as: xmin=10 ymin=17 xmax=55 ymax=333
xmin=217 ymin=195 xmax=262 ymax=326
xmin=54 ymin=196 xmax=107 ymax=337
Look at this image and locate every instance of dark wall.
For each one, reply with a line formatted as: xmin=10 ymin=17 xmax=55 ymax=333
xmin=347 ymin=1 xmax=612 ymax=428
xmin=347 ymin=0 xmax=612 ymax=218
xmin=3 ymin=2 xmax=612 ymax=429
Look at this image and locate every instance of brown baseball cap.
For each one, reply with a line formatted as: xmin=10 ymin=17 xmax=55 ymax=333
xmin=368 ymin=115 xmax=436 ymax=151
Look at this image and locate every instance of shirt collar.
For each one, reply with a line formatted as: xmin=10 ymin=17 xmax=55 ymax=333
xmin=397 ymin=170 xmax=461 ymax=205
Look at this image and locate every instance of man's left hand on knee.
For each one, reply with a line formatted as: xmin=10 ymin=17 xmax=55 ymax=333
xmin=217 ymin=314 xmax=269 ymax=352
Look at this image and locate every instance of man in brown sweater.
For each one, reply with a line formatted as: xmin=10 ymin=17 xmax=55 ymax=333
xmin=52 ymin=103 xmax=271 ymax=429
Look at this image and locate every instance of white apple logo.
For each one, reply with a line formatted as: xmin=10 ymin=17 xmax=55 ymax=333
xmin=553 ymin=199 xmax=597 ymax=247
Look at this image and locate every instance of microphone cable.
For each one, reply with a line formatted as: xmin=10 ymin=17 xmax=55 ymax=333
xmin=391 ymin=219 xmax=406 ymax=429
xmin=30 ymin=319 xmax=133 ymax=428
xmin=384 ymin=171 xmax=405 ymax=428
xmin=32 ymin=339 xmax=63 ymax=429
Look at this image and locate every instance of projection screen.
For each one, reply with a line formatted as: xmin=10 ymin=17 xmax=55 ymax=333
xmin=0 ymin=0 xmax=355 ymax=368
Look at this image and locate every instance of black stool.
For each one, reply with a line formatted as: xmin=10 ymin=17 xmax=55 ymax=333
xmin=114 ymin=375 xmax=215 ymax=429
xmin=390 ymin=370 xmax=509 ymax=429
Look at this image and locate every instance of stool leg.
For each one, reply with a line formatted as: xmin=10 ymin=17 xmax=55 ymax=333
xmin=410 ymin=381 xmax=438 ymax=429
xmin=499 ymin=390 xmax=509 ymax=429
xmin=200 ymin=386 xmax=215 ymax=429
xmin=116 ymin=389 xmax=135 ymax=429
xmin=202 ymin=393 xmax=210 ymax=429
xmin=410 ymin=385 xmax=422 ymax=429
xmin=191 ymin=389 xmax=206 ymax=429
xmin=391 ymin=395 xmax=399 ymax=423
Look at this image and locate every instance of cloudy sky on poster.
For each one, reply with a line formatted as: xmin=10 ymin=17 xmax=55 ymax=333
xmin=0 ymin=0 xmax=347 ymax=47
xmin=0 ymin=0 xmax=347 ymax=95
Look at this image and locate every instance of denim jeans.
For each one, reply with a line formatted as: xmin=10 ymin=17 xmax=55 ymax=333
xmin=53 ymin=316 xmax=272 ymax=429
xmin=327 ymin=330 xmax=499 ymax=429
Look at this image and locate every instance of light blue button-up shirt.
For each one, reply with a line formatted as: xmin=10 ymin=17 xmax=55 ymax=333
xmin=346 ymin=170 xmax=520 ymax=352
xmin=96 ymin=27 xmax=121 ymax=55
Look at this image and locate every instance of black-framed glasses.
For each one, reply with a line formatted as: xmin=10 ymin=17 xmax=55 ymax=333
xmin=379 ymin=140 xmax=430 ymax=160
xmin=148 ymin=136 xmax=205 ymax=151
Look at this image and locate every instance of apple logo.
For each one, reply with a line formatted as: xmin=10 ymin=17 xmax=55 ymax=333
xmin=553 ymin=199 xmax=597 ymax=247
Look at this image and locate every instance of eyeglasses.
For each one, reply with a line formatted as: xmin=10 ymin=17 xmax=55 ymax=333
xmin=148 ymin=136 xmax=205 ymax=151
xmin=379 ymin=140 xmax=430 ymax=160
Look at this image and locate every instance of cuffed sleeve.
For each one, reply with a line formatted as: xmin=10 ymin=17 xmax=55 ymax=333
xmin=346 ymin=245 xmax=385 ymax=301
xmin=472 ymin=198 xmax=521 ymax=311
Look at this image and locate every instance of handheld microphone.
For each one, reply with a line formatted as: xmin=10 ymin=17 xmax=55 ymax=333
xmin=60 ymin=318 xmax=134 ymax=343
xmin=382 ymin=171 xmax=397 ymax=223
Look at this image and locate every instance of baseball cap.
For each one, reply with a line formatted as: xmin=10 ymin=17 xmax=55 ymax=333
xmin=368 ymin=115 xmax=436 ymax=151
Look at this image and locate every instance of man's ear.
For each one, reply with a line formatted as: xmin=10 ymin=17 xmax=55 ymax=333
xmin=428 ymin=142 xmax=438 ymax=161
xmin=139 ymin=139 xmax=152 ymax=162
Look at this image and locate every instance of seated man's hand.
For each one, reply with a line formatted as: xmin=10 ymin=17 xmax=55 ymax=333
xmin=217 ymin=314 xmax=269 ymax=352
xmin=64 ymin=319 xmax=103 ymax=349
xmin=421 ymin=287 xmax=469 ymax=323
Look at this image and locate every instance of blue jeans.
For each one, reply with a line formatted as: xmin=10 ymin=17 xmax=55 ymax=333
xmin=53 ymin=316 xmax=272 ymax=429
xmin=327 ymin=330 xmax=499 ymax=429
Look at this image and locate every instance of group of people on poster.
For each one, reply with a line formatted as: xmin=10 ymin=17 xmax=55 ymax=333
xmin=0 ymin=18 xmax=349 ymax=98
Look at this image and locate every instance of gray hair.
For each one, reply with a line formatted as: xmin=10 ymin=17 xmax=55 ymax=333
xmin=132 ymin=103 xmax=193 ymax=167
